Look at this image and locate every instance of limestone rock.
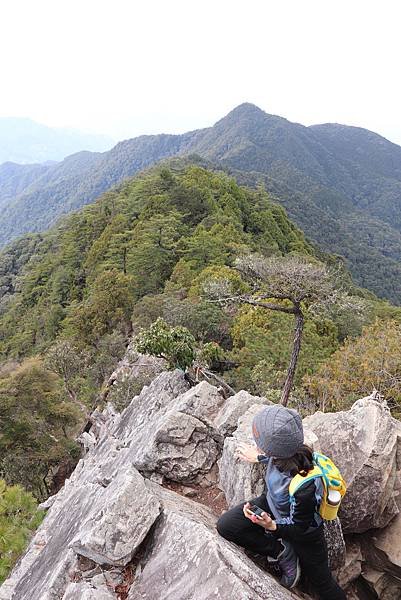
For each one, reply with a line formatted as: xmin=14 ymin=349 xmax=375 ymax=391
xmin=134 ymin=410 xmax=222 ymax=481
xmin=128 ymin=482 xmax=298 ymax=600
xmin=335 ymin=537 xmax=362 ymax=589
xmin=70 ymin=468 xmax=161 ymax=566
xmin=107 ymin=348 xmax=166 ymax=391
xmin=214 ymin=390 xmax=268 ymax=436
xmin=118 ymin=379 xmax=224 ymax=482
xmin=0 ymin=372 xmax=187 ymax=600
xmin=371 ymin=513 xmax=401 ymax=577
xmin=304 ymin=394 xmax=401 ymax=533
xmin=218 ymin=403 xmax=267 ymax=507
xmin=62 ymin=580 xmax=115 ymax=600
xmin=1 ymin=468 xmax=159 ymax=599
xmin=361 ymin=567 xmax=401 ymax=599
xmin=174 ymin=380 xmax=226 ymax=425
xmin=360 ymin=512 xmax=401 ymax=582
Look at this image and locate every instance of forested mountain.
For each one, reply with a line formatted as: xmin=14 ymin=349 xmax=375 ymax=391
xmin=0 ymin=164 xmax=326 ymax=495
xmin=0 ymin=117 xmax=113 ymax=164
xmin=1 ymin=162 xmax=400 ymax=572
xmin=2 ymin=104 xmax=401 ymax=302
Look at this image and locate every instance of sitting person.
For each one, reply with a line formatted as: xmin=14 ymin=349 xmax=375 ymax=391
xmin=216 ymin=404 xmax=346 ymax=600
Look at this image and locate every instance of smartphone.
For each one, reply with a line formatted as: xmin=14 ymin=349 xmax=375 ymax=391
xmin=246 ymin=504 xmax=265 ymax=519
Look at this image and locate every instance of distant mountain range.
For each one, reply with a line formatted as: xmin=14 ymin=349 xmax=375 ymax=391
xmin=0 ymin=117 xmax=113 ymax=164
xmin=1 ymin=104 xmax=401 ymax=303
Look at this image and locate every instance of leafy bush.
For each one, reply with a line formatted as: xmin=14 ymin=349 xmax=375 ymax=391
xmin=0 ymin=480 xmax=44 ymax=583
xmin=135 ymin=318 xmax=196 ymax=371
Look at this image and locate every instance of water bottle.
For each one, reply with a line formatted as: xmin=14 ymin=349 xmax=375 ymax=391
xmin=322 ymin=489 xmax=342 ymax=520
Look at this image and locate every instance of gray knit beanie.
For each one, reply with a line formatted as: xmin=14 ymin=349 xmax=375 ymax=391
xmin=252 ymin=405 xmax=304 ymax=458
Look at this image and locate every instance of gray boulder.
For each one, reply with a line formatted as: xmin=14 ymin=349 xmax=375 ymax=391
xmin=106 ymin=348 xmax=166 ymax=391
xmin=0 ymin=372 xmax=188 ymax=600
xmin=214 ymin=390 xmax=268 ymax=437
xmin=336 ymin=537 xmax=362 ymax=589
xmin=218 ymin=403 xmax=267 ymax=508
xmin=1 ymin=468 xmax=160 ymax=600
xmin=360 ymin=512 xmax=401 ymax=581
xmin=117 ymin=379 xmax=224 ymax=482
xmin=128 ymin=482 xmax=298 ymax=600
xmin=70 ymin=468 xmax=161 ymax=566
xmin=361 ymin=568 xmax=401 ymax=599
xmin=62 ymin=581 xmax=115 ymax=600
xmin=304 ymin=394 xmax=401 ymax=533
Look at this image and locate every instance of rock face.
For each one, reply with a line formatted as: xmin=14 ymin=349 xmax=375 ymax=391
xmin=0 ymin=372 xmax=297 ymax=600
xmin=0 ymin=371 xmax=186 ymax=600
xmin=214 ymin=390 xmax=267 ymax=437
xmin=70 ymin=469 xmax=161 ymax=566
xmin=3 ymin=369 xmax=401 ymax=600
xmin=336 ymin=537 xmax=363 ymax=589
xmin=128 ymin=483 xmax=298 ymax=600
xmin=218 ymin=403 xmax=268 ymax=508
xmin=304 ymin=394 xmax=401 ymax=533
xmin=62 ymin=581 xmax=115 ymax=600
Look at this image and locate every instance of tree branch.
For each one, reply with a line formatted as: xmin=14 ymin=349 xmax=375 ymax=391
xmin=208 ymin=295 xmax=297 ymax=314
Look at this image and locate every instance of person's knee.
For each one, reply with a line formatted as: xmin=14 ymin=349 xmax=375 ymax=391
xmin=216 ymin=512 xmax=232 ymax=539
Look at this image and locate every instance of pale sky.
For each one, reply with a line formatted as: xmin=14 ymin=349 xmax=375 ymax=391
xmin=1 ymin=0 xmax=400 ymax=144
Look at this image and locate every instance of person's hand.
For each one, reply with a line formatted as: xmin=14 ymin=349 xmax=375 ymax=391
xmin=243 ymin=502 xmax=277 ymax=531
xmin=235 ymin=442 xmax=259 ymax=463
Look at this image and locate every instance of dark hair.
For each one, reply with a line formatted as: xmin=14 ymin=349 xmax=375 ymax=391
xmin=273 ymin=444 xmax=314 ymax=477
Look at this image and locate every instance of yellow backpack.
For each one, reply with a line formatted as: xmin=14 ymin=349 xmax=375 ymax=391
xmin=288 ymin=451 xmax=347 ymax=521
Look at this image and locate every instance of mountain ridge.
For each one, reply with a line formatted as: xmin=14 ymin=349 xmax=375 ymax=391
xmin=1 ymin=104 xmax=401 ymax=302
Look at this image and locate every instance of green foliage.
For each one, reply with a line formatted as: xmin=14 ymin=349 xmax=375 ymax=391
xmin=228 ymin=306 xmax=339 ymax=393
xmin=1 ymin=162 xmax=395 ymax=496
xmin=198 ymin=342 xmax=226 ymax=368
xmin=63 ymin=269 xmax=135 ymax=345
xmin=135 ymin=318 xmax=196 ymax=371
xmin=305 ymin=319 xmax=401 ymax=415
xmin=3 ymin=107 xmax=401 ymax=304
xmin=0 ymin=165 xmax=313 ymax=360
xmin=0 ymin=359 xmax=80 ymax=498
xmin=0 ymin=479 xmax=44 ymax=583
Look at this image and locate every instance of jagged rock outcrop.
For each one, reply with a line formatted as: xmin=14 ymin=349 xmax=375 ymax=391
xmin=214 ymin=390 xmax=268 ymax=437
xmin=120 ymin=378 xmax=225 ymax=482
xmin=360 ymin=568 xmax=401 ymax=599
xmin=3 ymin=367 xmax=401 ymax=600
xmin=357 ymin=512 xmax=401 ymax=597
xmin=70 ymin=469 xmax=161 ymax=566
xmin=106 ymin=348 xmax=166 ymax=389
xmin=304 ymin=394 xmax=401 ymax=533
xmin=218 ymin=403 xmax=268 ymax=507
xmin=128 ymin=482 xmax=298 ymax=600
xmin=62 ymin=581 xmax=115 ymax=600
xmin=336 ymin=537 xmax=363 ymax=589
xmin=0 ymin=372 xmax=299 ymax=600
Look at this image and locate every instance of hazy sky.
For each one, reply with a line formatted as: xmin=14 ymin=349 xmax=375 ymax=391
xmin=1 ymin=0 xmax=400 ymax=144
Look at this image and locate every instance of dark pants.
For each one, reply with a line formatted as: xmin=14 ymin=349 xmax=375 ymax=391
xmin=216 ymin=494 xmax=346 ymax=600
